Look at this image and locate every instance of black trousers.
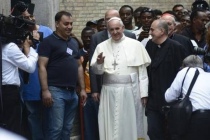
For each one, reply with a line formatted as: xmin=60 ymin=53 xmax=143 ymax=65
xmin=0 ymin=85 xmax=21 ymax=135
xmin=147 ymin=109 xmax=169 ymax=140
xmin=185 ymin=110 xmax=210 ymax=140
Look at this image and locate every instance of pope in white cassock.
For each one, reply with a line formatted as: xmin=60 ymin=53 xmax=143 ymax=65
xmin=90 ymin=17 xmax=151 ymax=140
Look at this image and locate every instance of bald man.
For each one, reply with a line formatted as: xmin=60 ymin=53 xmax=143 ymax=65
xmin=146 ymin=19 xmax=185 ymax=140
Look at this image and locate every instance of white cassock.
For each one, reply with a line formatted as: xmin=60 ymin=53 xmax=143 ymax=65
xmin=90 ymin=35 xmax=151 ymax=140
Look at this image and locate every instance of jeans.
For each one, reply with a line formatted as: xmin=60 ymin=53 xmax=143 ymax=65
xmin=43 ymin=86 xmax=78 ymax=140
xmin=25 ymin=100 xmax=44 ymax=140
xmin=83 ymin=94 xmax=99 ymax=140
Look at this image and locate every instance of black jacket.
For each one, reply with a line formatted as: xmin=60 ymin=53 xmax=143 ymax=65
xmin=146 ymin=38 xmax=185 ymax=111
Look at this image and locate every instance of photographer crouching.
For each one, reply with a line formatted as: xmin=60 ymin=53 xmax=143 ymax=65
xmin=1 ymin=34 xmax=38 ymax=134
xmin=165 ymin=55 xmax=210 ymax=140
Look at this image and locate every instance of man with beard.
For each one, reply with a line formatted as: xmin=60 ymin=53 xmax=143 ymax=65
xmin=181 ymin=9 xmax=208 ymax=48
xmin=146 ymin=19 xmax=185 ymax=140
xmin=38 ymin=11 xmax=87 ymax=140
xmin=79 ymin=27 xmax=99 ymax=140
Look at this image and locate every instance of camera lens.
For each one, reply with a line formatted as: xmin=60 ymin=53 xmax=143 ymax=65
xmin=193 ymin=47 xmax=206 ymax=55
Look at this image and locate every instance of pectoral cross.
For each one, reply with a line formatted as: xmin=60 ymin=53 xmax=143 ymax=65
xmin=112 ymin=59 xmax=118 ymax=70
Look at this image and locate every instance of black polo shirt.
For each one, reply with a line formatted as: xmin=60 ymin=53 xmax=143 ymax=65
xmin=38 ymin=32 xmax=80 ymax=87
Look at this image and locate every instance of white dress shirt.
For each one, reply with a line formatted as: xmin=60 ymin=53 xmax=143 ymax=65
xmin=2 ymin=42 xmax=38 ymax=86
xmin=132 ymin=27 xmax=152 ymax=46
xmin=165 ymin=67 xmax=210 ymax=111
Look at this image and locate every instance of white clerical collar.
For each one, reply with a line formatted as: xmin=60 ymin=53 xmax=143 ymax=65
xmin=157 ymin=45 xmax=161 ymax=48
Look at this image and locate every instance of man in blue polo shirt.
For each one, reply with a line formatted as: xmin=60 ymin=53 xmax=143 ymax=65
xmin=20 ymin=7 xmax=52 ymax=140
xmin=38 ymin=11 xmax=87 ymax=140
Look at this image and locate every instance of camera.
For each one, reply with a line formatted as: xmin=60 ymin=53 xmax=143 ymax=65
xmin=0 ymin=14 xmax=36 ymax=44
xmin=193 ymin=47 xmax=210 ymax=63
xmin=142 ymin=26 xmax=150 ymax=33
xmin=5 ymin=1 xmax=42 ymax=84
xmin=0 ymin=1 xmax=42 ymax=47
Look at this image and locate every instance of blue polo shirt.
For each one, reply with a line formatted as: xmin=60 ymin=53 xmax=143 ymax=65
xmin=22 ymin=25 xmax=52 ymax=101
xmin=38 ymin=32 xmax=80 ymax=87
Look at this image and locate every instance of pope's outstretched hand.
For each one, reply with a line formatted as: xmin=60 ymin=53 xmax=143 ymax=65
xmin=97 ymin=52 xmax=105 ymax=64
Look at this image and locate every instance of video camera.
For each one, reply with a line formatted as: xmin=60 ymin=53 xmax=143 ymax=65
xmin=194 ymin=47 xmax=210 ymax=63
xmin=0 ymin=1 xmax=42 ymax=46
xmin=0 ymin=14 xmax=36 ymax=44
xmin=0 ymin=1 xmax=43 ymax=84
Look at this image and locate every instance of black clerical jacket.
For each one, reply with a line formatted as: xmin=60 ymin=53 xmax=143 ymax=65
xmin=146 ymin=38 xmax=186 ymax=111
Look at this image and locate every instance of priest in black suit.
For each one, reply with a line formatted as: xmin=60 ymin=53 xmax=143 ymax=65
xmin=89 ymin=9 xmax=136 ymax=102
xmin=145 ymin=19 xmax=185 ymax=140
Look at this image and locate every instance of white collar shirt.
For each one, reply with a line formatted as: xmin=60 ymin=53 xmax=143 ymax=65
xmin=133 ymin=27 xmax=152 ymax=47
xmin=165 ymin=67 xmax=210 ymax=111
xmin=2 ymin=43 xmax=38 ymax=86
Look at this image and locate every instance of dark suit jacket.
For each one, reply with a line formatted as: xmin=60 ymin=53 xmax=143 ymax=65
xmin=170 ymin=33 xmax=194 ymax=57
xmin=89 ymin=30 xmax=136 ymax=93
xmin=146 ymin=38 xmax=185 ymax=111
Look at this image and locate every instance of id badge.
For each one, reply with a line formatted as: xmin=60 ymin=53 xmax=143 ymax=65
xmin=66 ymin=48 xmax=73 ymax=55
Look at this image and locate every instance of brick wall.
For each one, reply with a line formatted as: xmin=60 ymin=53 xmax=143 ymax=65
xmin=59 ymin=0 xmax=210 ymax=39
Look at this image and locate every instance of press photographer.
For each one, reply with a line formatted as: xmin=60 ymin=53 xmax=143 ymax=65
xmin=165 ymin=55 xmax=210 ymax=140
xmin=1 ymin=21 xmax=38 ymax=135
xmin=0 ymin=1 xmax=46 ymax=135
